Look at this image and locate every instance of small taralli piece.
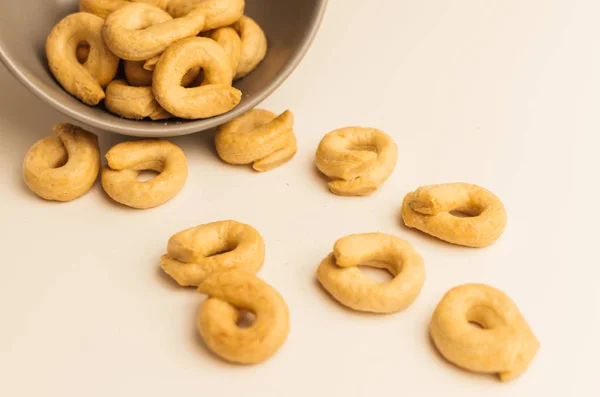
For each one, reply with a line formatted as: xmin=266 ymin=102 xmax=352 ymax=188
xmin=101 ymin=140 xmax=188 ymax=209
xmin=316 ymin=127 xmax=398 ymax=196
xmin=105 ymin=80 xmax=171 ymax=120
xmin=401 ymin=183 xmax=507 ymax=247
xmin=79 ymin=0 xmax=169 ymax=19
xmin=23 ymin=123 xmax=100 ymax=202
xmin=161 ymin=220 xmax=265 ymax=287
xmin=153 ymin=37 xmax=241 ymax=119
xmin=167 ymin=0 xmax=245 ymax=31
xmin=206 ymin=27 xmax=242 ymax=80
xmin=430 ymin=283 xmax=540 ymax=382
xmin=317 ymin=233 xmax=425 ymax=313
xmin=215 ymin=109 xmax=297 ymax=172
xmin=234 ymin=15 xmax=267 ymax=80
xmin=102 ymin=3 xmax=206 ymax=61
xmin=197 ymin=270 xmax=290 ymax=364
xmin=46 ymin=12 xmax=120 ymax=106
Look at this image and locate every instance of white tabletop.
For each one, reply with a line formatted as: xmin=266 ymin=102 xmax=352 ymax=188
xmin=1 ymin=1 xmax=599 ymax=396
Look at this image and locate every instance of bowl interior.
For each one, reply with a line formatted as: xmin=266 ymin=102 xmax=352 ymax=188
xmin=0 ymin=0 xmax=326 ymax=137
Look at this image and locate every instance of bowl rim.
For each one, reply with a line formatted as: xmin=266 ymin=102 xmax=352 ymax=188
xmin=0 ymin=0 xmax=328 ymax=137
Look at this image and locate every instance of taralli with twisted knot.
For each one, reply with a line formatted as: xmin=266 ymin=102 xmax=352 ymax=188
xmin=167 ymin=0 xmax=245 ymax=31
xmin=430 ymin=284 xmax=540 ymax=382
xmin=101 ymin=140 xmax=188 ymax=209
xmin=46 ymin=12 xmax=120 ymax=106
xmin=233 ymin=16 xmax=268 ymax=80
xmin=105 ymin=80 xmax=171 ymax=120
xmin=215 ymin=109 xmax=297 ymax=172
xmin=153 ymin=37 xmax=241 ymax=119
xmin=401 ymin=183 xmax=507 ymax=247
xmin=317 ymin=233 xmax=425 ymax=313
xmin=79 ymin=0 xmax=169 ymax=19
xmin=161 ymin=220 xmax=265 ymax=287
xmin=102 ymin=3 xmax=206 ymax=61
xmin=316 ymin=127 xmax=398 ymax=196
xmin=197 ymin=270 xmax=290 ymax=364
xmin=23 ymin=123 xmax=100 ymax=202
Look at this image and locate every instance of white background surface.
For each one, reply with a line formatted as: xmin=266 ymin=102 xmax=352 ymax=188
xmin=1 ymin=0 xmax=599 ymax=396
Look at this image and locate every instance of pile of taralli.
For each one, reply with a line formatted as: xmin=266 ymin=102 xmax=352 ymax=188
xmin=21 ymin=0 xmax=540 ymax=382
xmin=46 ymin=0 xmax=266 ymax=120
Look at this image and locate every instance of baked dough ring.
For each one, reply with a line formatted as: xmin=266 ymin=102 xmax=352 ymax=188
xmin=79 ymin=0 xmax=169 ymax=19
xmin=105 ymin=79 xmax=171 ymax=120
xmin=215 ymin=109 xmax=297 ymax=172
xmin=401 ymin=183 xmax=507 ymax=247
xmin=316 ymin=127 xmax=398 ymax=196
xmin=207 ymin=27 xmax=242 ymax=79
xmin=197 ymin=270 xmax=290 ymax=364
xmin=46 ymin=12 xmax=120 ymax=106
xmin=160 ymin=220 xmax=265 ymax=287
xmin=234 ymin=16 xmax=267 ymax=80
xmin=430 ymin=284 xmax=540 ymax=382
xmin=103 ymin=3 xmax=206 ymax=61
xmin=23 ymin=123 xmax=100 ymax=202
xmin=101 ymin=140 xmax=188 ymax=209
xmin=153 ymin=37 xmax=241 ymax=119
xmin=317 ymin=233 xmax=425 ymax=313
xmin=167 ymin=0 xmax=245 ymax=31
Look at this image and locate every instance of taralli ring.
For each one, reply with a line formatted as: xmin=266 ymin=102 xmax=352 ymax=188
xmin=160 ymin=220 xmax=265 ymax=287
xmin=215 ymin=109 xmax=297 ymax=172
xmin=317 ymin=233 xmax=425 ymax=313
xmin=105 ymin=80 xmax=171 ymax=120
xmin=153 ymin=37 xmax=241 ymax=119
xmin=316 ymin=127 xmax=398 ymax=196
xmin=430 ymin=284 xmax=540 ymax=382
xmin=234 ymin=16 xmax=267 ymax=80
xmin=102 ymin=3 xmax=205 ymax=61
xmin=167 ymin=0 xmax=245 ymax=31
xmin=197 ymin=270 xmax=290 ymax=364
xmin=101 ymin=140 xmax=188 ymax=209
xmin=401 ymin=183 xmax=508 ymax=247
xmin=46 ymin=12 xmax=120 ymax=105
xmin=206 ymin=26 xmax=242 ymax=79
xmin=23 ymin=123 xmax=100 ymax=202
xmin=79 ymin=0 xmax=169 ymax=19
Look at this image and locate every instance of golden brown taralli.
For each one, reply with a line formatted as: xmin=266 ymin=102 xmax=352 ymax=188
xmin=105 ymin=80 xmax=171 ymax=120
xmin=215 ymin=109 xmax=297 ymax=172
xmin=161 ymin=220 xmax=265 ymax=287
xmin=23 ymin=123 xmax=100 ymax=202
xmin=197 ymin=270 xmax=290 ymax=364
xmin=430 ymin=284 xmax=540 ymax=382
xmin=79 ymin=0 xmax=169 ymax=19
xmin=401 ymin=183 xmax=507 ymax=247
xmin=167 ymin=0 xmax=245 ymax=31
xmin=233 ymin=15 xmax=267 ymax=80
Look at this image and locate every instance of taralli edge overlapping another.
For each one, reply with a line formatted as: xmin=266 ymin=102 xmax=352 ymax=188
xmin=105 ymin=80 xmax=171 ymax=120
xmin=401 ymin=182 xmax=508 ymax=247
xmin=23 ymin=123 xmax=100 ymax=202
xmin=317 ymin=233 xmax=426 ymax=313
xmin=197 ymin=270 xmax=290 ymax=365
xmin=316 ymin=127 xmax=398 ymax=196
xmin=430 ymin=284 xmax=540 ymax=382
xmin=101 ymin=139 xmax=188 ymax=209
xmin=215 ymin=109 xmax=297 ymax=172
xmin=160 ymin=220 xmax=265 ymax=287
xmin=79 ymin=0 xmax=169 ymax=19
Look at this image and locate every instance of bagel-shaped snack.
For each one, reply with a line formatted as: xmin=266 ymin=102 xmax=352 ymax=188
xmin=161 ymin=220 xmax=265 ymax=287
xmin=401 ymin=183 xmax=507 ymax=247
xmin=234 ymin=15 xmax=267 ymax=80
xmin=103 ymin=3 xmax=205 ymax=61
xmin=46 ymin=12 xmax=120 ymax=105
xmin=153 ymin=37 xmax=241 ymax=119
xmin=23 ymin=123 xmax=100 ymax=202
xmin=197 ymin=270 xmax=290 ymax=364
xmin=215 ymin=109 xmax=297 ymax=172
xmin=317 ymin=233 xmax=425 ymax=313
xmin=430 ymin=284 xmax=540 ymax=382
xmin=101 ymin=140 xmax=188 ymax=209
xmin=167 ymin=0 xmax=245 ymax=31
xmin=316 ymin=127 xmax=398 ymax=196
xmin=105 ymin=79 xmax=171 ymax=120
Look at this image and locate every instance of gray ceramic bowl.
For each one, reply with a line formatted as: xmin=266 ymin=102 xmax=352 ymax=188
xmin=0 ymin=0 xmax=327 ymax=137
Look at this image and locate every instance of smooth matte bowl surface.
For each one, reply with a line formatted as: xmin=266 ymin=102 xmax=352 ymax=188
xmin=0 ymin=0 xmax=327 ymax=137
